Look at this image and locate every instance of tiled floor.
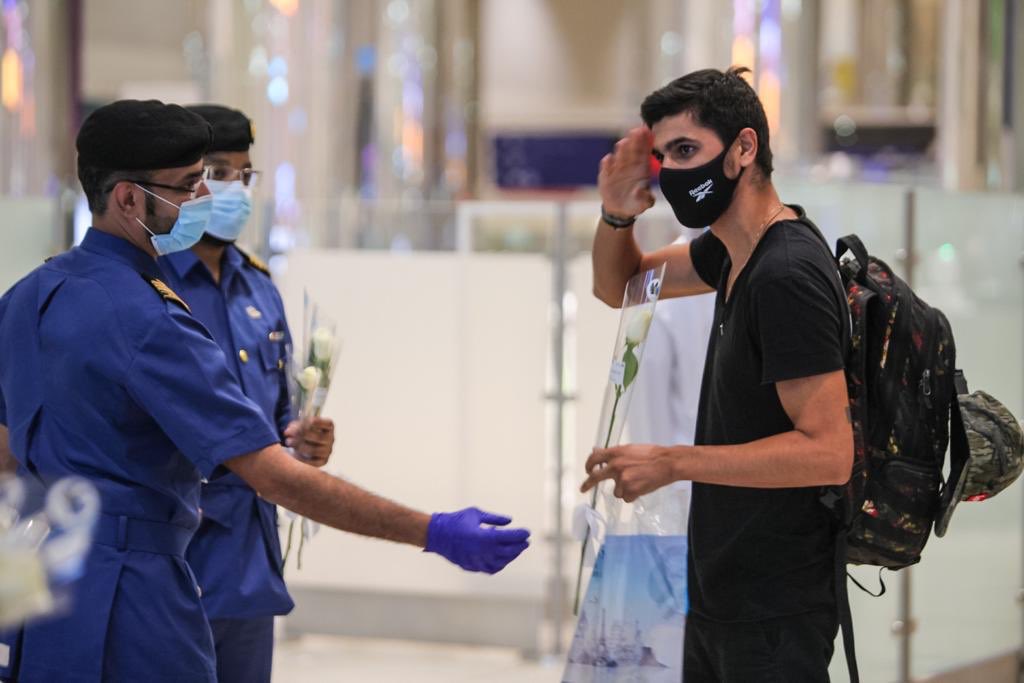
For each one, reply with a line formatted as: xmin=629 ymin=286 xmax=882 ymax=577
xmin=273 ymin=635 xmax=560 ymax=682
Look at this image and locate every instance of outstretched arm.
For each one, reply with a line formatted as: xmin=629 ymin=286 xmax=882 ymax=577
xmin=0 ymin=425 xmax=16 ymax=475
xmin=227 ymin=444 xmax=530 ymax=574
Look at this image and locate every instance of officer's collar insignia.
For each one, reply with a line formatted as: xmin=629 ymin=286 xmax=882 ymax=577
xmin=246 ymin=305 xmax=262 ymax=319
xmin=141 ymin=274 xmax=192 ymax=314
xmin=235 ymin=246 xmax=271 ymax=277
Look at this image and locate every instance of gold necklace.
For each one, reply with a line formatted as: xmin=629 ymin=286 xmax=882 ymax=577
xmin=721 ymin=202 xmax=786 ymax=327
xmin=749 ymin=203 xmax=786 ymax=259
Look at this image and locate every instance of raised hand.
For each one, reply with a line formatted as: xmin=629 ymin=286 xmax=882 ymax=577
xmin=598 ymin=126 xmax=657 ymax=219
xmin=425 ymin=507 xmax=530 ymax=574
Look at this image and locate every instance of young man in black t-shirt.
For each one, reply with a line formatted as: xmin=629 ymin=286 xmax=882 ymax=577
xmin=583 ymin=67 xmax=853 ymax=682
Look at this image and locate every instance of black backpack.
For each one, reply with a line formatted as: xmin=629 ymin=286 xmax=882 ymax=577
xmin=823 ymin=234 xmax=962 ymax=683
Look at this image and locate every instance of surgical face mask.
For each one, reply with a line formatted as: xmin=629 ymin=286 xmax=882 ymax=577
xmin=202 ymin=179 xmax=252 ymax=242
xmin=658 ymin=143 xmax=743 ymax=229
xmin=134 ymin=185 xmax=213 ymax=256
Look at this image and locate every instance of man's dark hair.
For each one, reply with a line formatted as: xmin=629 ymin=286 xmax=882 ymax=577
xmin=641 ymin=66 xmax=773 ymax=178
xmin=78 ymin=165 xmax=152 ymax=215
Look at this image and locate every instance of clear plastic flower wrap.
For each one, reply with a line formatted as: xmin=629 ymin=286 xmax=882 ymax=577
xmin=282 ymin=291 xmax=340 ymax=569
xmin=564 ymin=264 xmax=690 ymax=682
xmin=0 ymin=475 xmax=100 ymax=629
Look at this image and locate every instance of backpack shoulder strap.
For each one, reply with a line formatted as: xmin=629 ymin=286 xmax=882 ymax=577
xmin=836 ymin=235 xmax=870 ymax=280
xmin=944 ymin=370 xmax=972 ymax=507
xmin=835 ymin=531 xmax=861 ymax=683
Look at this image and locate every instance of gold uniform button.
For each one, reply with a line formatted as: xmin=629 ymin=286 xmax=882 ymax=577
xmin=239 ymin=349 xmax=249 ymax=363
xmin=277 ymin=358 xmax=285 ymax=370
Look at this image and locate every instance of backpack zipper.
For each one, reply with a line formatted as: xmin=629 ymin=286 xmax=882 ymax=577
xmin=910 ymin=309 xmax=943 ymax=461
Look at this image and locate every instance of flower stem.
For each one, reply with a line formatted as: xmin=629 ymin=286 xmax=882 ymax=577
xmin=282 ymin=518 xmax=296 ymax=569
xmin=573 ymin=384 xmax=623 ymax=615
xmin=603 ymin=386 xmax=623 ymax=450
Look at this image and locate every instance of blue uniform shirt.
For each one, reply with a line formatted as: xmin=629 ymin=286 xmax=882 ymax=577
xmin=0 ymin=229 xmax=280 ymax=682
xmin=160 ymin=245 xmax=295 ymax=620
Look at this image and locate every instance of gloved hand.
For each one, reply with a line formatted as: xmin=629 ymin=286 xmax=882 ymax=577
xmin=425 ymin=507 xmax=530 ymax=574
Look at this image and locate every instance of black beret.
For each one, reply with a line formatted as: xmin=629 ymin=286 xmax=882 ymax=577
xmin=76 ymin=99 xmax=213 ymax=171
xmin=187 ymin=104 xmax=255 ymax=152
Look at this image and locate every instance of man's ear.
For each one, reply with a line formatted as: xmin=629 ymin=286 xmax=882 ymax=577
xmin=737 ymin=127 xmax=759 ymax=167
xmin=110 ymin=181 xmax=141 ymax=216
xmin=724 ymin=128 xmax=756 ymax=180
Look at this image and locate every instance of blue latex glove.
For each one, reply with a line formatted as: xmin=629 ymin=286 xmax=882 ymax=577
xmin=425 ymin=507 xmax=530 ymax=574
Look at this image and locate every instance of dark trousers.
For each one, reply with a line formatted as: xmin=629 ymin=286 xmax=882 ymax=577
xmin=210 ymin=616 xmax=275 ymax=683
xmin=683 ymin=609 xmax=838 ymax=682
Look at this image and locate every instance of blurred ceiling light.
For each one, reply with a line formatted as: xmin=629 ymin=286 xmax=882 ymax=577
xmin=833 ymin=114 xmax=857 ymax=137
xmin=356 ymin=45 xmax=376 ymax=76
xmin=267 ymin=76 xmax=289 ymax=106
xmin=387 ymin=0 xmax=410 ymax=25
xmin=759 ymin=70 xmax=781 ymax=135
xmin=731 ymin=36 xmax=755 ymax=75
xmin=1 ymin=47 xmax=22 ymax=111
xmin=248 ymin=46 xmax=269 ymax=77
xmin=268 ymin=56 xmax=288 ymax=78
xmin=269 ymin=0 xmax=299 ymax=18
xmin=781 ymin=0 xmax=802 ymax=19
xmin=660 ymin=31 xmax=681 ymax=56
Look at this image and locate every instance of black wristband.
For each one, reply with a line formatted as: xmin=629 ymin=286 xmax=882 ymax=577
xmin=601 ymin=205 xmax=636 ymax=229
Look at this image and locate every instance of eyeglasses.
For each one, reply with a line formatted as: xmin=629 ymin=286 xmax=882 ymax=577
xmin=108 ymin=176 xmax=204 ymax=199
xmin=203 ymin=165 xmax=262 ymax=187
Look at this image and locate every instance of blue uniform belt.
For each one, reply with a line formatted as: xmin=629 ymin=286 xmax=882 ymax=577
xmin=94 ymin=513 xmax=196 ymax=556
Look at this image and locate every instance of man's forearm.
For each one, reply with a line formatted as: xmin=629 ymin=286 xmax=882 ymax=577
xmin=229 ymin=446 xmax=430 ymax=547
xmin=669 ymin=429 xmax=852 ymax=489
xmin=0 ymin=425 xmax=16 ymax=475
xmin=592 ymin=220 xmax=642 ymax=307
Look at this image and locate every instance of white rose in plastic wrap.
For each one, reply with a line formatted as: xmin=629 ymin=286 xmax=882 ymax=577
xmin=312 ymin=327 xmax=334 ymax=361
xmin=0 ymin=550 xmax=53 ymax=628
xmin=625 ymin=308 xmax=653 ymax=344
xmin=299 ymin=365 xmax=321 ymax=392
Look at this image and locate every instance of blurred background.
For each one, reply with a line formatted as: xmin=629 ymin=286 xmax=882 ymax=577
xmin=1 ymin=1 xmax=1023 ymax=681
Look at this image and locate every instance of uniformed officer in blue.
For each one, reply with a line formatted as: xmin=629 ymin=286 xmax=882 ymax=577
xmin=0 ymin=99 xmax=531 ymax=682
xmin=158 ymin=104 xmax=332 ymax=683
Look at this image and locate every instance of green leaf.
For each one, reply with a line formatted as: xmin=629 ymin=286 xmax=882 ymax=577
xmin=622 ymin=344 xmax=639 ymax=389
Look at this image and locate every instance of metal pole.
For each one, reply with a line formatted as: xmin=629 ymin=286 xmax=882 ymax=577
xmin=1011 ymin=0 xmax=1024 ymax=193
xmin=1018 ymin=194 xmax=1024 ymax=679
xmin=896 ymin=188 xmax=917 ymax=683
xmin=897 ymin=569 xmax=913 ymax=683
xmin=548 ymin=202 xmax=570 ymax=656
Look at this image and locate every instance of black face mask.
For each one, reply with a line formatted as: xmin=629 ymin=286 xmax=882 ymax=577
xmin=658 ymin=144 xmax=742 ymax=229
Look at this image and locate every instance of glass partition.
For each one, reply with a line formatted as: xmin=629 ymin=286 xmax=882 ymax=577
xmin=0 ymin=198 xmax=59 ymax=292
xmin=908 ymin=187 xmax=1024 ymax=677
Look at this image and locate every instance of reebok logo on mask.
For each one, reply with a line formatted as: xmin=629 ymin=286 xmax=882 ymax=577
xmin=689 ymin=179 xmax=714 ymax=203
xmin=659 ymin=140 xmax=743 ymax=228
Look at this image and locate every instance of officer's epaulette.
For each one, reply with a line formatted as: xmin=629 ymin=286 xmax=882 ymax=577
xmin=235 ymin=246 xmax=272 ymax=278
xmin=140 ymin=273 xmax=192 ymax=314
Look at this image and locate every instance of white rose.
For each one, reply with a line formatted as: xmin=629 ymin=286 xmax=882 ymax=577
xmin=311 ymin=327 xmax=334 ymax=361
xmin=299 ymin=365 xmax=321 ymax=392
xmin=624 ymin=309 xmax=653 ymax=344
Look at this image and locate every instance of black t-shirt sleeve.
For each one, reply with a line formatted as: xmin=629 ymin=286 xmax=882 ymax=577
xmin=688 ymin=230 xmax=727 ymax=289
xmin=753 ymin=274 xmax=844 ymax=384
